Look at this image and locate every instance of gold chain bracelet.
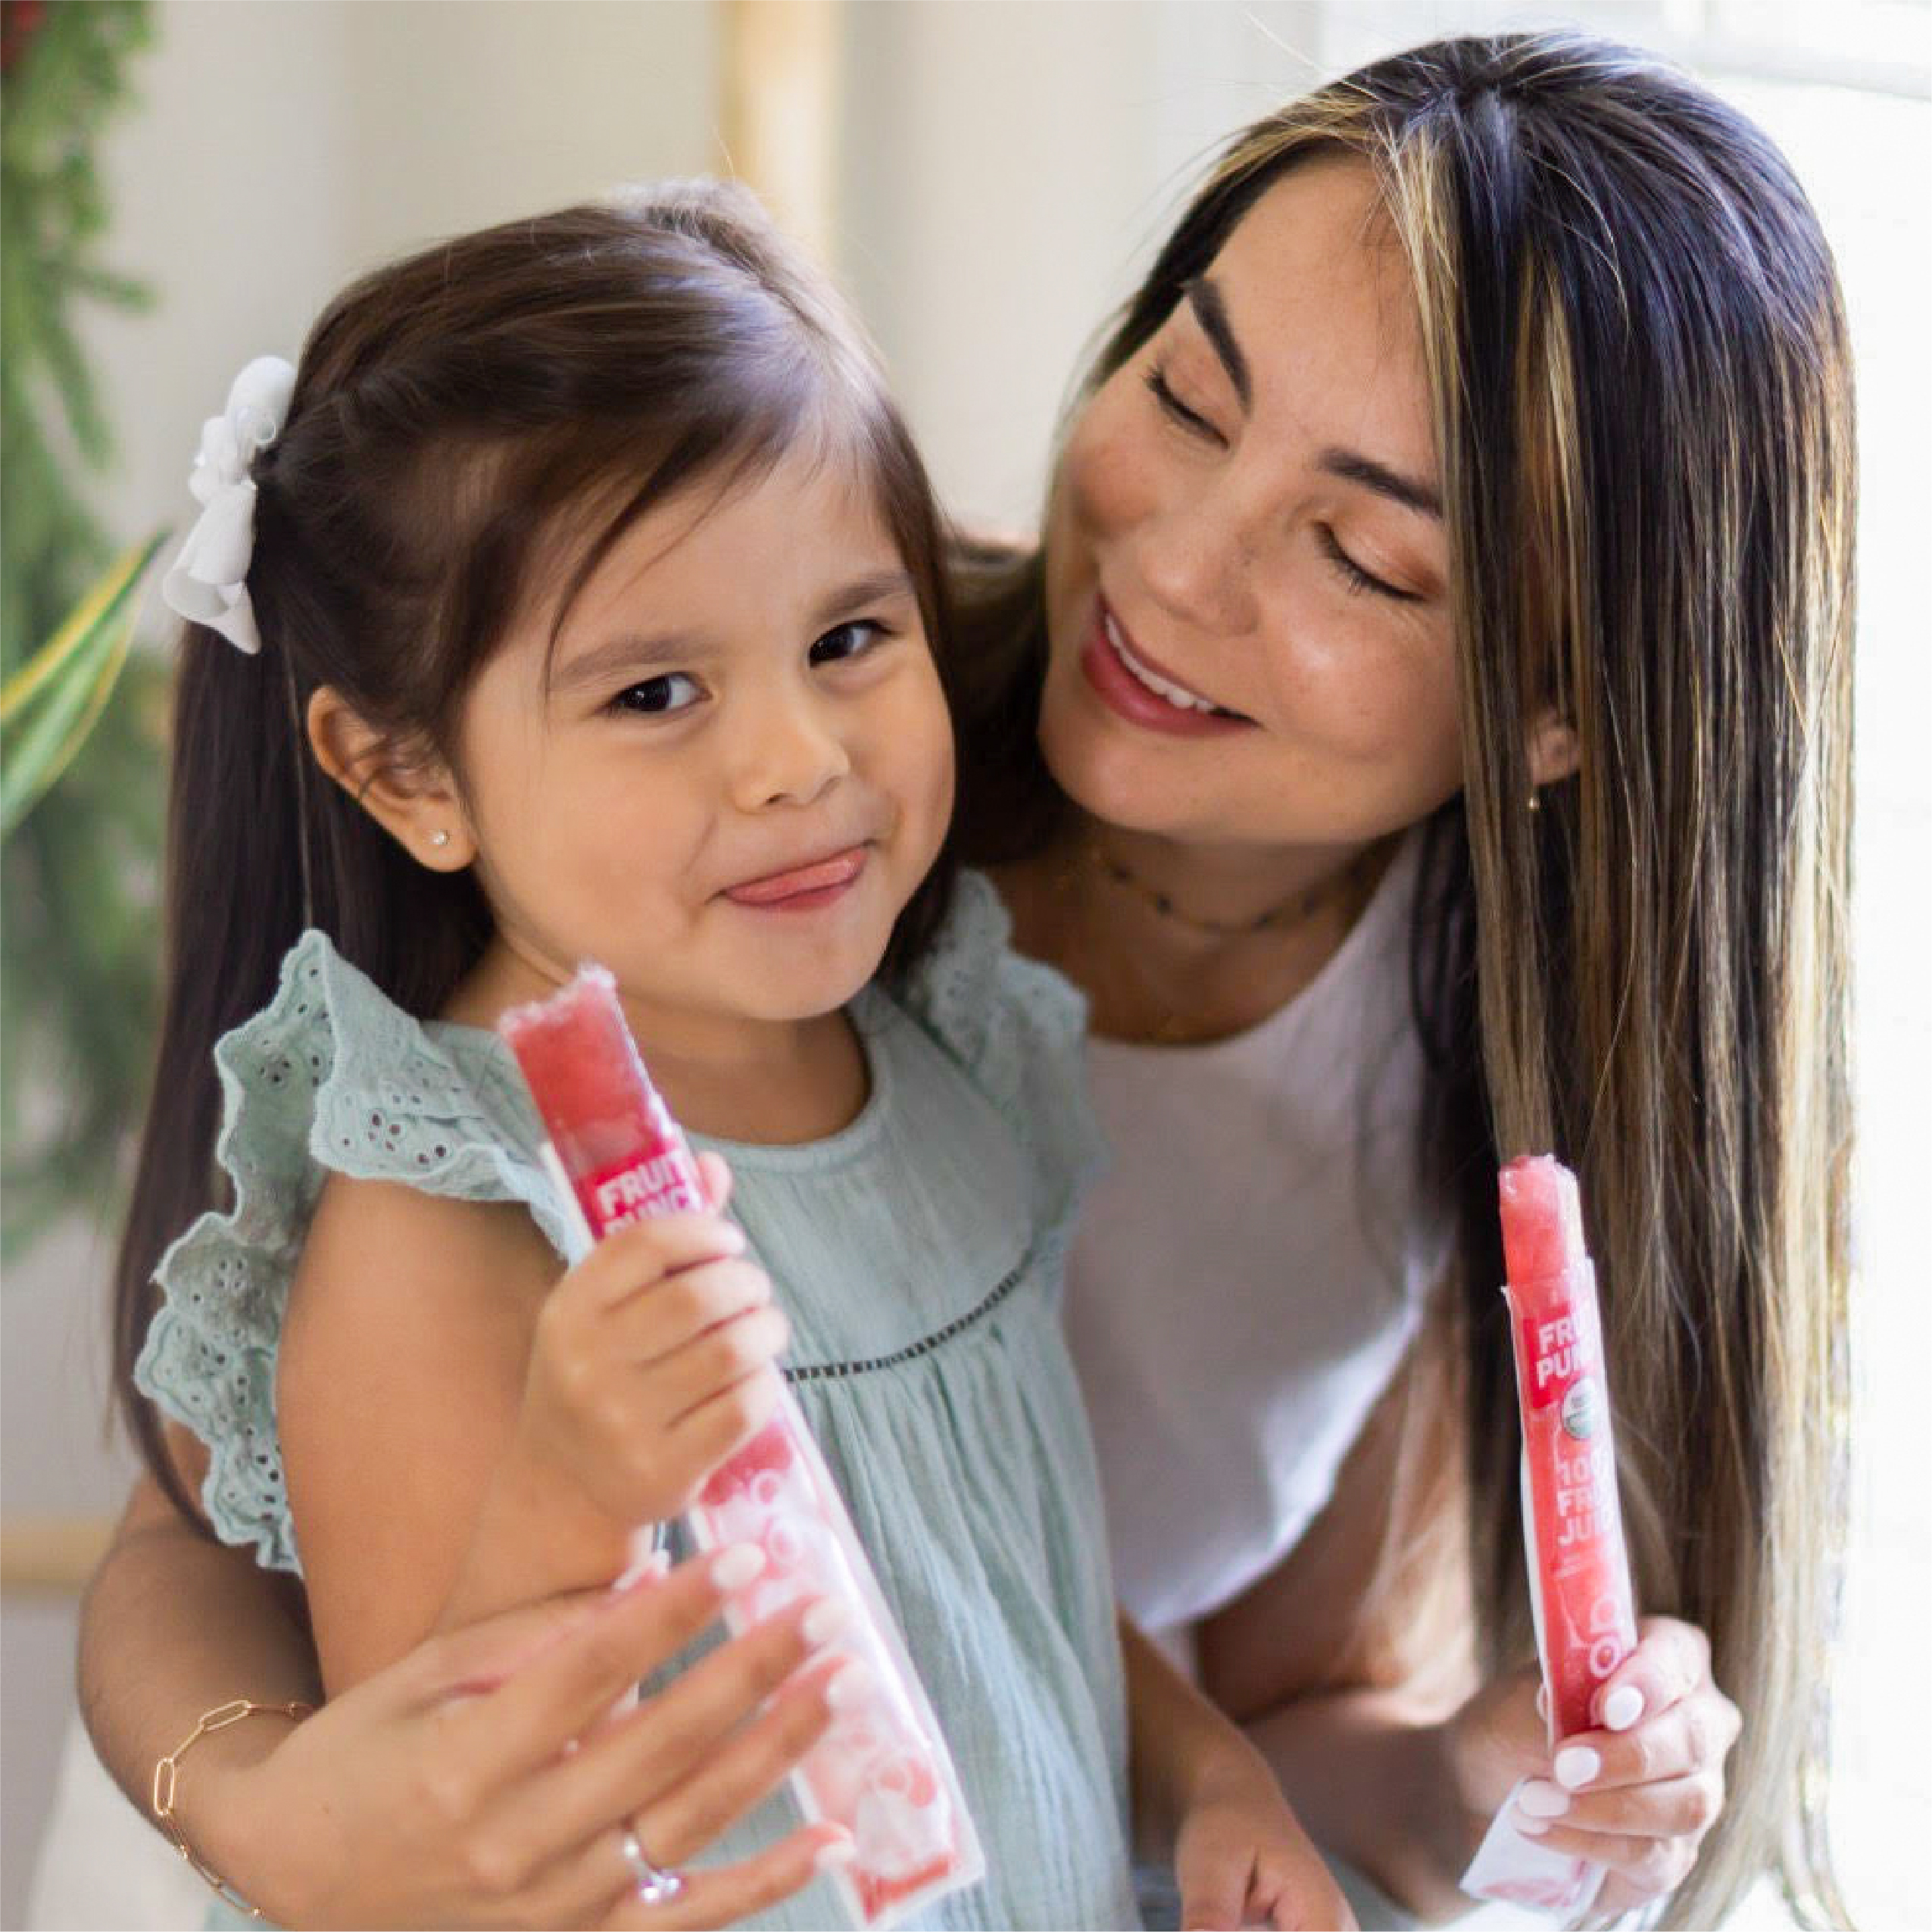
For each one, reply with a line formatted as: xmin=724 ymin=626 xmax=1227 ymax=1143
xmin=151 ymin=1697 xmax=314 ymax=1921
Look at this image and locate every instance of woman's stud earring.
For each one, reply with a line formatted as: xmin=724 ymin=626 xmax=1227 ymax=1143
xmin=1527 ymin=789 xmax=1541 ymax=814
xmin=429 ymin=829 xmax=451 ymax=848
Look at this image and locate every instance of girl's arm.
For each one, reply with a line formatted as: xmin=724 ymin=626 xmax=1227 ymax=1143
xmin=280 ymin=1166 xmax=784 ymax=1691
xmin=77 ymin=1472 xmax=850 ymax=1927
xmin=1196 ymin=1351 xmax=1740 ymax=1923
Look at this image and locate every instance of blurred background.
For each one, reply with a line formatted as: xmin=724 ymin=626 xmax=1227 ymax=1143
xmin=2 ymin=2 xmax=1925 ymax=1924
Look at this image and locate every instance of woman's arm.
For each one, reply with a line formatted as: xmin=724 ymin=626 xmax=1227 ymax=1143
xmin=1120 ymin=1615 xmax=1356 ymax=1930
xmin=1197 ymin=1351 xmax=1743 ymax=1924
xmin=1195 ymin=1357 xmax=1483 ymax=1921
xmin=78 ymin=1473 xmax=851 ymax=1927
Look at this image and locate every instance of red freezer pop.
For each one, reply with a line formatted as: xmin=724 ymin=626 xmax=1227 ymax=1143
xmin=498 ymin=967 xmax=981 ymax=1927
xmin=1498 ymin=1155 xmax=1638 ymax=1743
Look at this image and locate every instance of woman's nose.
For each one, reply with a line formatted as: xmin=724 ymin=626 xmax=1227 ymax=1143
xmin=1136 ymin=488 xmax=1259 ymax=637
xmin=729 ymin=689 xmax=852 ymax=810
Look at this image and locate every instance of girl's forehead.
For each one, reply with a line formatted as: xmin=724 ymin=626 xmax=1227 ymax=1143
xmin=532 ymin=433 xmax=894 ymax=632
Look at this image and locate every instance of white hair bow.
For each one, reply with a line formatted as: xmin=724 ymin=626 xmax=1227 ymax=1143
xmin=161 ymin=354 xmax=298 ymax=655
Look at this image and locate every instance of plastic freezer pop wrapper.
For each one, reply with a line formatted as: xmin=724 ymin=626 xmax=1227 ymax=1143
xmin=499 ymin=966 xmax=983 ymax=1927
xmin=1459 ymin=1156 xmax=1638 ymax=1918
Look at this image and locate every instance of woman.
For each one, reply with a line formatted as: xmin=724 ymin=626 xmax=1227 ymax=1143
xmin=80 ymin=32 xmax=1851 ymax=1929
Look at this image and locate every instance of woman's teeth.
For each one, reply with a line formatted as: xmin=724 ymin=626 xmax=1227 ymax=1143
xmin=1103 ymin=612 xmax=1238 ymax=717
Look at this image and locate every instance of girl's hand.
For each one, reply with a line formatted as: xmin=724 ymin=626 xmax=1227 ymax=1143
xmin=197 ymin=1549 xmax=851 ymax=1929
xmin=1175 ymin=1733 xmax=1358 ymax=1931
xmin=517 ymin=1157 xmax=788 ymax=1525
xmin=1444 ymin=1616 xmax=1740 ymax=1918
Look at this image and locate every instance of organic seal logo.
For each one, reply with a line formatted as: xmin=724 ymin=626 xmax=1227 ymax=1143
xmin=1561 ymin=1377 xmax=1600 ymax=1440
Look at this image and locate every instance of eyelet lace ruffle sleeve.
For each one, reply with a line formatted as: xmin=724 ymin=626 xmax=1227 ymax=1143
xmin=894 ymin=870 xmax=1106 ymax=1282
xmin=133 ymin=931 xmax=570 ymax=1573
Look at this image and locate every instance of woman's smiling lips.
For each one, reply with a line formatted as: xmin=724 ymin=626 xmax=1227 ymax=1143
xmin=721 ymin=845 xmax=870 ymax=910
xmin=1078 ymin=598 xmax=1252 ymax=738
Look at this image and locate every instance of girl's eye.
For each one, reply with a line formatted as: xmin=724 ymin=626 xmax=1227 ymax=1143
xmin=810 ymin=618 xmax=889 ymax=666
xmin=610 ymin=672 xmax=704 ymax=716
xmin=1145 ymin=363 xmax=1226 ymax=446
xmin=1316 ymin=525 xmax=1423 ymax=605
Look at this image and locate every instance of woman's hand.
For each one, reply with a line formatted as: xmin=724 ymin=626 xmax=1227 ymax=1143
xmin=1173 ymin=1731 xmax=1359 ymax=1931
xmin=191 ymin=1550 xmax=851 ymax=1928
xmin=1444 ymin=1616 xmax=1740 ymax=1917
xmin=514 ymin=1160 xmax=788 ymax=1527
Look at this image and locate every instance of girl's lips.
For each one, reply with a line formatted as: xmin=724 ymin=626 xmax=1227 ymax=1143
xmin=722 ymin=846 xmax=869 ymax=910
xmin=1078 ymin=601 xmax=1252 ymax=738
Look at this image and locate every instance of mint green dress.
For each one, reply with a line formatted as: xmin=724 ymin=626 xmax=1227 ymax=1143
xmin=136 ymin=872 xmax=1141 ymax=1930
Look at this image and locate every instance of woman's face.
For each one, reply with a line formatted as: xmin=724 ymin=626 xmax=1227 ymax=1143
xmin=1041 ymin=156 xmax=1462 ymax=851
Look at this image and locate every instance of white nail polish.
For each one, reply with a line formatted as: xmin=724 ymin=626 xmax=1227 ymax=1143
xmin=801 ymin=1597 xmax=853 ymax=1647
xmin=1603 ymin=1684 xmax=1646 ymax=1731
xmin=1555 ymin=1744 xmax=1602 ymax=1790
xmin=1518 ymin=1779 xmax=1572 ymax=1818
xmin=710 ymin=1543 xmax=766 ymax=1593
xmin=1515 ymin=1814 xmax=1551 ymax=1837
xmin=814 ymin=1836 xmax=857 ymax=1871
xmin=826 ymin=1659 xmax=874 ymax=1711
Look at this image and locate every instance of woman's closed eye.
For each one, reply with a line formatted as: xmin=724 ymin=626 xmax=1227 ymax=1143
xmin=809 ymin=617 xmax=892 ymax=666
xmin=609 ymin=670 xmax=705 ymax=716
xmin=1145 ymin=363 xmax=1228 ymax=448
xmin=1316 ymin=525 xmax=1424 ymax=604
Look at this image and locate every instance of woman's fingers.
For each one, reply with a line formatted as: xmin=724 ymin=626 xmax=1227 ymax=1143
xmin=510 ymin=1593 xmax=844 ymax=1858
xmin=1544 ymin=1691 xmax=1739 ymax=1799
xmin=1507 ymin=1813 xmax=1700 ymax=1900
xmin=604 ymin=1823 xmax=854 ymax=1930
xmin=449 ymin=1550 xmax=758 ymax=1774
xmin=631 ymin=1650 xmax=853 ymax=1866
xmin=1590 ymin=1615 xmax=1711 ymax=1731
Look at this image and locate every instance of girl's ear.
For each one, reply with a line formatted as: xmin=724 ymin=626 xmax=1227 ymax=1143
xmin=1526 ymin=709 xmax=1581 ymax=789
xmin=306 ymin=686 xmax=476 ymax=872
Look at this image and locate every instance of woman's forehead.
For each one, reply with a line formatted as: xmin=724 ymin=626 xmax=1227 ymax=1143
xmin=1200 ymin=157 xmax=1434 ymax=466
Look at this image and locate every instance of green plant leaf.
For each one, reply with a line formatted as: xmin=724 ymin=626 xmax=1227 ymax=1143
xmin=0 ymin=528 xmax=165 ymax=835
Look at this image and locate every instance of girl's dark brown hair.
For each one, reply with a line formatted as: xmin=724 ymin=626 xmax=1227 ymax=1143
xmin=114 ymin=179 xmax=958 ymax=1524
xmin=955 ymin=33 xmax=1853 ymax=1929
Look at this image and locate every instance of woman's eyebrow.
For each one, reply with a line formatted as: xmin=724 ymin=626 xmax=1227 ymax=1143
xmin=1182 ymin=278 xmax=1250 ymax=410
xmin=1319 ymin=448 xmax=1443 ymax=520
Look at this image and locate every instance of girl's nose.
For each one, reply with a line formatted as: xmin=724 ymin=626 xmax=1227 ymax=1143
xmin=1136 ymin=489 xmax=1259 ymax=638
xmin=730 ymin=691 xmax=853 ymax=810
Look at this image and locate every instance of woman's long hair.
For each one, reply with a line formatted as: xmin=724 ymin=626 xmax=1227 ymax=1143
xmin=954 ymin=34 xmax=1854 ymax=1927
xmin=115 ymin=180 xmax=959 ymax=1527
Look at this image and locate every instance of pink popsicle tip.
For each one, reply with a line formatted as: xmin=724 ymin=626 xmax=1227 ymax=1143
xmin=495 ymin=962 xmax=620 ymax=1047
xmin=1498 ymin=1153 xmax=1587 ymax=1283
xmin=495 ymin=962 xmax=661 ymax=1155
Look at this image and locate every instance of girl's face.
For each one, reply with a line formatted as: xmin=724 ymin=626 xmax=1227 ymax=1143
xmin=451 ymin=446 xmax=954 ymax=1055
xmin=1040 ymin=156 xmax=1462 ymax=851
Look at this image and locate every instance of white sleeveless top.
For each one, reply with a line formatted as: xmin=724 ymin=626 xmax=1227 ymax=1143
xmin=1063 ymin=835 xmax=1450 ymax=1637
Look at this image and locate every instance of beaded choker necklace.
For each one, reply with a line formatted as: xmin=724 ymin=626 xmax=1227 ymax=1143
xmin=1086 ymin=839 xmax=1380 ymax=941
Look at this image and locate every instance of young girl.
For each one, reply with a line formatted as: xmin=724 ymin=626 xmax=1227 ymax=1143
xmin=123 ymin=181 xmax=1348 ymax=1930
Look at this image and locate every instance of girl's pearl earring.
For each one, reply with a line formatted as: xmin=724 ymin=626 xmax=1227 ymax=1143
xmin=429 ymin=829 xmax=451 ymax=848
